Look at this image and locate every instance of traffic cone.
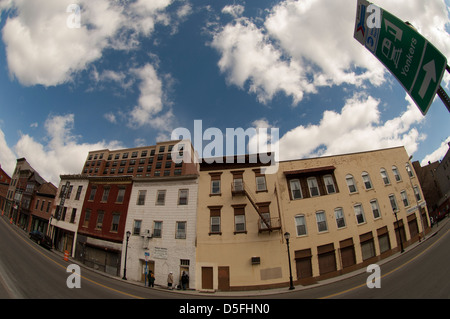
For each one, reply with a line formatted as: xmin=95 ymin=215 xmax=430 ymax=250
xmin=64 ymin=250 xmax=69 ymax=261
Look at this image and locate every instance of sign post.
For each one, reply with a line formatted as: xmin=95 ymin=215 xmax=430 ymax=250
xmin=354 ymin=0 xmax=448 ymax=115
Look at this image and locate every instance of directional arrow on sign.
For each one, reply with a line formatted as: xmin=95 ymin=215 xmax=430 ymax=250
xmin=419 ymin=60 xmax=436 ymax=99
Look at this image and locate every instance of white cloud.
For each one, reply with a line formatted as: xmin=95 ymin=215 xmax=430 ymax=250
xmin=211 ymin=0 xmax=450 ymax=104
xmin=127 ymin=63 xmax=174 ymax=131
xmin=1 ymin=114 xmax=122 ymax=185
xmin=269 ymin=93 xmax=426 ymax=161
xmin=420 ymin=136 xmax=450 ymax=165
xmin=0 ymin=0 xmax=189 ymax=87
xmin=0 ymin=127 xmax=17 ymax=176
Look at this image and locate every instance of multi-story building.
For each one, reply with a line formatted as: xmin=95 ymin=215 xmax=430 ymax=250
xmin=123 ymin=173 xmax=199 ymax=287
xmin=5 ymin=158 xmax=35 ymax=224
xmin=414 ymin=142 xmax=450 ymax=222
xmin=49 ymin=175 xmax=89 ymax=256
xmin=195 ymin=146 xmax=430 ymax=291
xmin=81 ymin=140 xmax=198 ymax=179
xmin=29 ymin=181 xmax=57 ymax=234
xmin=5 ymin=158 xmax=55 ymax=232
xmin=75 ymin=175 xmax=133 ymax=276
xmin=0 ymin=164 xmax=11 ymax=215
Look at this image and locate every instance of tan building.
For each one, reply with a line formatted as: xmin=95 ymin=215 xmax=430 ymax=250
xmin=195 ymin=146 xmax=430 ymax=291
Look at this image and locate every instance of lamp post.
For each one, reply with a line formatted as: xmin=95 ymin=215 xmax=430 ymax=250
xmin=284 ymin=232 xmax=295 ymax=290
xmin=393 ymin=211 xmax=405 ymax=253
xmin=122 ymin=231 xmax=131 ymax=280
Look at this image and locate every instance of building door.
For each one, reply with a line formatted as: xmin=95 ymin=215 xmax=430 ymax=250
xmin=318 ymin=251 xmax=336 ymax=275
xmin=340 ymin=246 xmax=356 ymax=268
xmin=201 ymin=267 xmax=214 ymax=290
xmin=218 ymin=266 xmax=230 ymax=291
xmin=141 ymin=260 xmax=155 ymax=283
xmin=295 ymin=257 xmax=313 ymax=279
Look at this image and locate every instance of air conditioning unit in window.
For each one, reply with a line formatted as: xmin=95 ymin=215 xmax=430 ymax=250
xmin=251 ymin=256 xmax=261 ymax=265
xmin=141 ymin=229 xmax=152 ymax=238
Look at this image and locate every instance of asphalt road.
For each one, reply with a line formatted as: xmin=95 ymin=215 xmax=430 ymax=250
xmin=1 ymin=215 xmax=449 ymax=301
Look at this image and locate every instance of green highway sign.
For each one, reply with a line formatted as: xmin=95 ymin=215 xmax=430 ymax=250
xmin=354 ymin=0 xmax=447 ymax=115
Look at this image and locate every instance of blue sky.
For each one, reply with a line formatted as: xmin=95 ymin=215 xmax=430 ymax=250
xmin=0 ymin=0 xmax=449 ymax=185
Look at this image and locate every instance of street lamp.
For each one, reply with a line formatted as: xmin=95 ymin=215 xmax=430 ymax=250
xmin=122 ymin=230 xmax=131 ymax=280
xmin=393 ymin=210 xmax=405 ymax=253
xmin=284 ymin=232 xmax=295 ymax=290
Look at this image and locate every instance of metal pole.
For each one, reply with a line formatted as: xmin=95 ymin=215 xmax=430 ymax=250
xmin=285 ymin=237 xmax=295 ymax=290
xmin=437 ymin=86 xmax=450 ymax=113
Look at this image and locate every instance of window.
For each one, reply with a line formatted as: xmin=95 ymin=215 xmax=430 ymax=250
xmin=400 ymin=190 xmax=409 ymax=207
xmin=234 ymin=205 xmax=246 ymax=233
xmin=290 ymin=179 xmax=302 ymax=199
xmin=346 ymin=175 xmax=357 ymax=193
xmin=178 ymin=189 xmax=188 ymax=205
xmin=101 ymin=187 xmax=110 ymax=202
xmin=156 ymin=190 xmax=166 ymax=205
xmin=137 ymin=190 xmax=146 ymax=205
xmin=35 ymin=199 xmax=40 ymax=210
xmin=83 ymin=209 xmax=91 ymax=227
xmin=370 ymin=199 xmax=381 ymax=219
xmin=70 ymin=208 xmax=77 ymax=223
xmin=176 ymin=221 xmax=186 ymax=239
xmin=389 ymin=194 xmax=398 ymax=212
xmin=133 ymin=220 xmax=142 ymax=235
xmin=46 ymin=201 xmax=51 ymax=213
xmin=209 ymin=206 xmax=221 ymax=234
xmin=380 ymin=168 xmax=390 ymax=185
xmin=211 ymin=216 xmax=221 ymax=234
xmin=96 ymin=211 xmax=104 ymax=230
xmin=323 ymin=175 xmax=336 ymax=194
xmin=392 ymin=166 xmax=401 ymax=181
xmin=89 ymin=186 xmax=97 ymax=201
xmin=307 ymin=177 xmax=320 ymax=197
xmin=295 ymin=215 xmax=307 ymax=236
xmin=211 ymin=180 xmax=221 ymax=195
xmin=233 ymin=178 xmax=243 ymax=192
xmin=116 ymin=188 xmax=125 ymax=203
xmin=413 ymin=185 xmax=422 ymax=201
xmin=256 ymin=176 xmax=267 ymax=192
xmin=316 ymin=211 xmax=328 ymax=232
xmin=335 ymin=208 xmax=346 ymax=228
xmin=362 ymin=172 xmax=372 ymax=190
xmin=406 ymin=163 xmax=414 ymax=177
xmin=111 ymin=213 xmax=120 ymax=232
xmin=234 ymin=215 xmax=246 ymax=232
xmin=153 ymin=221 xmax=162 ymax=238
xmin=75 ymin=185 xmax=83 ymax=200
xmin=354 ymin=204 xmax=366 ymax=224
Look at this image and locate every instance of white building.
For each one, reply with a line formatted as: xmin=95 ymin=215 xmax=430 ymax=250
xmin=49 ymin=175 xmax=89 ymax=257
xmin=122 ymin=174 xmax=199 ymax=288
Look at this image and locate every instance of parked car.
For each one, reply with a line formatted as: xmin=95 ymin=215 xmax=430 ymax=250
xmin=29 ymin=230 xmax=52 ymax=249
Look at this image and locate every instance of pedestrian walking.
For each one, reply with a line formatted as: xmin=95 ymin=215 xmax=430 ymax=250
xmin=147 ymin=270 xmax=155 ymax=287
xmin=167 ymin=271 xmax=174 ymax=289
xmin=181 ymin=271 xmax=189 ymax=290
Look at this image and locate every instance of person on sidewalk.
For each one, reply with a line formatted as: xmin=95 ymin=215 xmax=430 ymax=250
xmin=147 ymin=270 xmax=155 ymax=288
xmin=181 ymin=271 xmax=189 ymax=290
xmin=167 ymin=271 xmax=174 ymax=289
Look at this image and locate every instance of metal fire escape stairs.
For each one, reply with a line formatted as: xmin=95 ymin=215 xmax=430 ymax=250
xmin=232 ymin=180 xmax=282 ymax=233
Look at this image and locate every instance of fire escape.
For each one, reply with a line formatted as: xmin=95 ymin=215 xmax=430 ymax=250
xmin=231 ymin=179 xmax=282 ymax=233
